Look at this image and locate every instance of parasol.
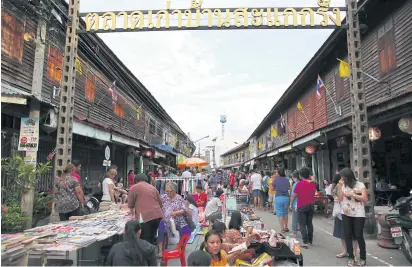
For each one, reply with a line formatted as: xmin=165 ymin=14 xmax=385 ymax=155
xmin=177 ymin=157 xmax=209 ymax=169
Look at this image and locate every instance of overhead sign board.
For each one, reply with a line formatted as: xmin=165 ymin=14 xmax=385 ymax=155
xmin=80 ymin=0 xmax=345 ymax=33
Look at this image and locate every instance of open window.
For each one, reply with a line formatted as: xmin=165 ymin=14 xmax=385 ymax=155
xmin=378 ymin=18 xmax=396 ymax=74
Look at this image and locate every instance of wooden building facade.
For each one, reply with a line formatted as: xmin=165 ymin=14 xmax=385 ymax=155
xmin=1 ymin=0 xmax=194 ymax=190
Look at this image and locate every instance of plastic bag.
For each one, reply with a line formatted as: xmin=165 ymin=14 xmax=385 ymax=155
xmin=169 ymin=229 xmax=180 ymax=245
xmin=333 ymin=202 xmax=342 ymax=219
xmin=169 ymin=217 xmax=177 ymax=233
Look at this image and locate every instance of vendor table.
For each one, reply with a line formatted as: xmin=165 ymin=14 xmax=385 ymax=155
xmin=2 ymin=208 xmax=131 ymax=267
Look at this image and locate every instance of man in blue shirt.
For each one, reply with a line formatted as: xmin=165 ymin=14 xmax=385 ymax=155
xmin=209 ymin=171 xmax=218 ymax=194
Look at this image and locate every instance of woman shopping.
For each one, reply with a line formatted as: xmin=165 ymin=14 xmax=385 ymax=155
xmin=338 ymin=168 xmax=368 ymax=266
xmin=107 ymin=220 xmax=157 ymax=266
xmin=54 ymin=164 xmax=85 ymax=221
xmin=205 ymin=189 xmax=224 ymax=225
xmin=201 ymin=230 xmax=243 ymax=266
xmin=157 ymin=182 xmax=192 ymax=256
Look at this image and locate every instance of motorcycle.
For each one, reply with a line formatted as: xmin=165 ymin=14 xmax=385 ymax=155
xmin=385 ymin=189 xmax=412 ymax=264
xmin=83 ymin=177 xmax=100 ymax=214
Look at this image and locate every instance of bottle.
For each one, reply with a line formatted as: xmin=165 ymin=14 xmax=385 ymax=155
xmin=294 ymin=240 xmax=301 ymax=255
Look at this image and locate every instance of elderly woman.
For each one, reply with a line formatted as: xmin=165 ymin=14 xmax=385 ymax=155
xmin=157 ymin=182 xmax=191 ymax=256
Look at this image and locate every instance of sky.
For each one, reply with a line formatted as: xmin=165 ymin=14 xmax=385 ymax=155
xmin=79 ymin=0 xmax=346 ymax=160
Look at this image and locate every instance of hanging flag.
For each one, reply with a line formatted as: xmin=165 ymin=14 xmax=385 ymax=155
xmin=280 ymin=114 xmax=286 ymax=128
xmin=108 ymin=81 xmax=117 ymax=104
xmin=337 ymin=59 xmax=350 ymax=78
xmin=136 ymin=105 xmax=142 ymax=120
xmin=271 ymin=126 xmax=278 ymax=137
xmin=248 ymin=145 xmax=252 ymax=151
xmin=75 ymin=58 xmax=83 ymax=75
xmin=316 ymin=75 xmax=325 ymax=98
xmin=297 ymin=102 xmax=305 ymax=113
xmin=258 ymin=141 xmax=263 ymax=150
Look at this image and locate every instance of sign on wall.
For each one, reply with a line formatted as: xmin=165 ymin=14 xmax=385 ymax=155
xmin=18 ymin=118 xmax=39 ymax=151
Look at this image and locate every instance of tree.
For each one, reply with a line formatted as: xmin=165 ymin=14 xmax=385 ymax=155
xmin=1 ymin=156 xmax=51 ymax=230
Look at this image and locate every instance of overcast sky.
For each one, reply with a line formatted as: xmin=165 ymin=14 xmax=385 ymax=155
xmin=79 ymin=0 xmax=346 ymax=159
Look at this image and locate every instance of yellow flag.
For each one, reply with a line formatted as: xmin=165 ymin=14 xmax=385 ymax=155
xmin=258 ymin=141 xmax=263 ymax=149
xmin=271 ymin=126 xmax=278 ymax=137
xmin=248 ymin=145 xmax=252 ymax=151
xmin=297 ymin=102 xmax=304 ymax=113
xmin=338 ymin=59 xmax=350 ymax=78
xmin=136 ymin=105 xmax=142 ymax=120
xmin=75 ymin=58 xmax=83 ymax=75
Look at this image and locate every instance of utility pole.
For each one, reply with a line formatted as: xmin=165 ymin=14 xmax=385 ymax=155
xmin=206 ymin=146 xmax=216 ymax=169
xmin=346 ymin=0 xmax=376 ymax=238
xmin=50 ymin=0 xmax=81 ymax=223
xmin=21 ymin=16 xmax=47 ymax=229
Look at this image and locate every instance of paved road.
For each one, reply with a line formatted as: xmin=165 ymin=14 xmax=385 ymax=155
xmin=256 ymin=210 xmax=410 ymax=266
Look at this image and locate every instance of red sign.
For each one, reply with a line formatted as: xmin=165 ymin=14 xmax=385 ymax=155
xmin=20 ymin=137 xmax=27 ymax=144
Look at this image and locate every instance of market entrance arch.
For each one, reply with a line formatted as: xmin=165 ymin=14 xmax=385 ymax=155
xmin=55 ymin=0 xmax=376 ymax=236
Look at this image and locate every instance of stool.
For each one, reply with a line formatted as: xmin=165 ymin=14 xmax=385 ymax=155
xmin=161 ymin=234 xmax=190 ymax=266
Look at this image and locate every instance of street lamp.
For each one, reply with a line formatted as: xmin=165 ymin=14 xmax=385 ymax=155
xmin=195 ymin=135 xmax=209 ymax=158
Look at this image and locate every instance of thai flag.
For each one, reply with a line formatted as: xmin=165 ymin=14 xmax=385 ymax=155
xmin=280 ymin=116 xmax=286 ymax=128
xmin=317 ymin=75 xmax=325 ymax=98
xmin=108 ymin=81 xmax=117 ymax=104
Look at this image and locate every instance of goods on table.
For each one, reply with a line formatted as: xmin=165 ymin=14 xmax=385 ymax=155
xmin=1 ymin=209 xmax=132 ymax=256
xmin=235 ymin=252 xmax=273 ymax=266
xmin=229 ymin=242 xmax=248 ymax=254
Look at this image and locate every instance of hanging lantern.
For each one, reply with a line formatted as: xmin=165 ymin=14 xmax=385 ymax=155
xmin=144 ymin=150 xmax=153 ymax=157
xmin=369 ymin=127 xmax=382 ymax=141
xmin=305 ymin=145 xmax=316 ymax=154
xmin=398 ymin=117 xmax=412 ymax=134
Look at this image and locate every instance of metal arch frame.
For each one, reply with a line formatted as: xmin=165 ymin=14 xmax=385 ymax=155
xmin=58 ymin=0 xmax=375 ymax=235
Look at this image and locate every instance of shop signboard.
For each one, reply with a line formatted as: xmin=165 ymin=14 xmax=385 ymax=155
xmin=18 ymin=117 xmax=39 ymax=151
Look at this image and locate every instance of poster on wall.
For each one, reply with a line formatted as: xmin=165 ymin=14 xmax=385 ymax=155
xmin=18 ymin=118 xmax=39 ymax=151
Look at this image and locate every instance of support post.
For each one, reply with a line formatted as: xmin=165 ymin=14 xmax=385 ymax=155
xmin=346 ymin=0 xmax=376 ymax=238
xmin=21 ymin=17 xmax=47 ymax=229
xmin=50 ymin=0 xmax=81 ymax=223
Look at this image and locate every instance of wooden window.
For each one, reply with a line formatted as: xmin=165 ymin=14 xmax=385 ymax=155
xmin=149 ymin=119 xmax=156 ymax=134
xmin=47 ymin=46 xmax=63 ymax=84
xmin=378 ymin=18 xmax=396 ymax=74
xmin=1 ymin=11 xmax=24 ymax=63
xmin=114 ymin=95 xmax=125 ymax=118
xmin=335 ymin=69 xmax=345 ymax=102
xmin=85 ymin=74 xmax=96 ymax=102
xmin=157 ymin=126 xmax=163 ymax=137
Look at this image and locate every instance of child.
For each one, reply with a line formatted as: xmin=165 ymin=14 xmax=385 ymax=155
xmin=187 ymin=250 xmax=212 ymax=266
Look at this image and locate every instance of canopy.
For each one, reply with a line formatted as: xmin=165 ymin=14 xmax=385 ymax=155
xmin=177 ymin=157 xmax=208 ymax=169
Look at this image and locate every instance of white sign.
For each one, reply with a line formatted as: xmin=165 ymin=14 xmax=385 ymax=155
xmin=18 ymin=118 xmax=39 ymax=151
xmin=105 ymin=145 xmax=110 ymax=160
xmin=103 ymin=160 xmax=111 ymax=166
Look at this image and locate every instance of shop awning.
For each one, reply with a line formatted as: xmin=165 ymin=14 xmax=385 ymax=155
xmin=278 ymin=145 xmax=293 ymax=153
xmin=292 ymin=131 xmax=322 ymax=148
xmin=112 ymin=133 xmax=140 ymax=148
xmin=152 ymin=144 xmax=178 ymax=155
xmin=154 ymin=150 xmax=166 ymax=158
xmin=73 ymin=121 xmax=111 ymax=142
xmin=258 ymin=153 xmax=267 ymax=159
xmin=267 ymin=150 xmax=279 ymax=157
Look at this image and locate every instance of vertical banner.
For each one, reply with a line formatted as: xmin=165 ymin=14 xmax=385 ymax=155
xmin=18 ymin=118 xmax=40 ymax=152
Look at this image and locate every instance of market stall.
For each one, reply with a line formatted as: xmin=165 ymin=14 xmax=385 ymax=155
xmin=1 ymin=207 xmax=132 ymax=266
xmin=222 ymin=193 xmax=303 ymax=266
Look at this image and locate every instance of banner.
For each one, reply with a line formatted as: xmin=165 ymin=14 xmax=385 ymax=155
xmin=18 ymin=117 xmax=39 ymax=151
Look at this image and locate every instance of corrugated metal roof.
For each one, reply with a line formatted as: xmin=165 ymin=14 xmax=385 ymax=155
xmin=1 ymin=83 xmax=32 ymax=97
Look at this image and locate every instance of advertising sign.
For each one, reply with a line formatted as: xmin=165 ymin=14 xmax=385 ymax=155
xmin=18 ymin=117 xmax=39 ymax=151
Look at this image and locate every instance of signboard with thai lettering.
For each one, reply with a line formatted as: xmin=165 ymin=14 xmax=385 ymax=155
xmin=18 ymin=118 xmax=39 ymax=151
xmin=80 ymin=0 xmax=345 ymax=33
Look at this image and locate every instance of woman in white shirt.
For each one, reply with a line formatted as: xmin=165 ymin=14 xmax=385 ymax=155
xmin=102 ymin=168 xmax=117 ymax=202
xmin=337 ymin=168 xmax=368 ymax=267
xmin=205 ymin=189 xmax=223 ymax=225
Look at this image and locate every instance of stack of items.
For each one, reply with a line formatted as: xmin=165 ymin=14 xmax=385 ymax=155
xmin=1 ymin=210 xmax=132 ymax=255
xmin=99 ymin=202 xmax=111 ymax=211
xmin=231 ymin=244 xmax=273 ymax=267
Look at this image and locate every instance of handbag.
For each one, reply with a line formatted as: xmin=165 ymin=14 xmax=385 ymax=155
xmin=332 ymin=202 xmax=342 ymax=219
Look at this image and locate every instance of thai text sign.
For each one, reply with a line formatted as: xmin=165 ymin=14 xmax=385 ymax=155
xmin=18 ymin=118 xmax=40 ymax=151
xmin=82 ymin=0 xmax=343 ymax=33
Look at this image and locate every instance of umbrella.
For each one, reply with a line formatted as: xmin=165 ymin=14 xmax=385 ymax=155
xmin=177 ymin=157 xmax=209 ymax=169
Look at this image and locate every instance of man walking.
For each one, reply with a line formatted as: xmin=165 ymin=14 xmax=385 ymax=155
xmin=250 ymin=169 xmax=263 ymax=209
xmin=290 ymin=167 xmax=316 ymax=248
